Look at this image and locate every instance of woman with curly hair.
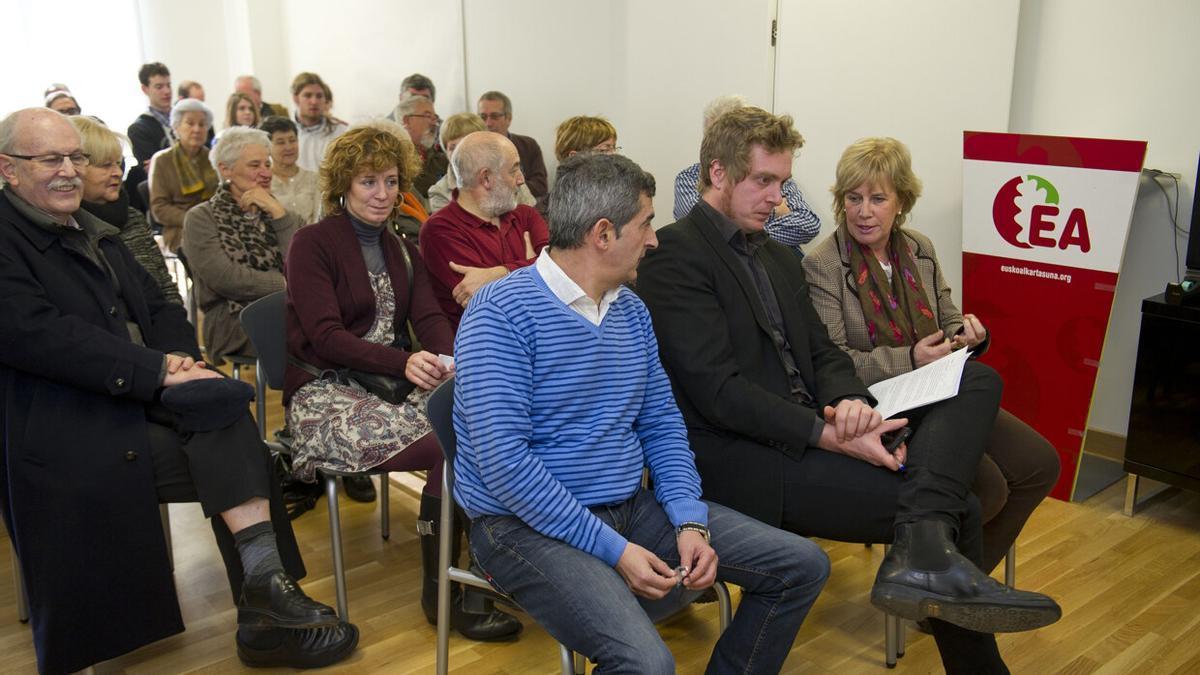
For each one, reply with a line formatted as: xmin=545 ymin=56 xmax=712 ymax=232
xmin=283 ymin=125 xmax=522 ymax=642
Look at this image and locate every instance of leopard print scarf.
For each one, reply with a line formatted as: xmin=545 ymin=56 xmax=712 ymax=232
xmin=210 ymin=183 xmax=284 ymax=275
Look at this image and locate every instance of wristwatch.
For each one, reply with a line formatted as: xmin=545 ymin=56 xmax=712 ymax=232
xmin=676 ymin=522 xmax=710 ymax=543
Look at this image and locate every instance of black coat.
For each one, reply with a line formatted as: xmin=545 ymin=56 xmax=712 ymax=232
xmin=637 ymin=203 xmax=871 ymax=527
xmin=0 ymin=191 xmax=227 ymax=673
xmin=125 ymin=113 xmax=169 ymax=212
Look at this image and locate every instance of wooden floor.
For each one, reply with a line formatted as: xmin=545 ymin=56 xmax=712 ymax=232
xmin=3 ymin=373 xmax=1200 ymax=674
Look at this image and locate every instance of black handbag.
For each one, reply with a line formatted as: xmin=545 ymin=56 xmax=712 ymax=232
xmin=289 ymin=234 xmax=418 ymax=405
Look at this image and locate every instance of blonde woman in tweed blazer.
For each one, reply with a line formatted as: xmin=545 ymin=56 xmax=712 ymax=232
xmin=803 ymin=136 xmax=1060 ymax=575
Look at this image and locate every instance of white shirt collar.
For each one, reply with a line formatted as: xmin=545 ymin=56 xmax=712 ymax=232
xmin=535 ymin=248 xmax=622 ymax=326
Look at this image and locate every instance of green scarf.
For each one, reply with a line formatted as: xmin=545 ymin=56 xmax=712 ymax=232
xmin=168 ymin=143 xmax=217 ymax=199
xmin=841 ymin=224 xmax=940 ymax=348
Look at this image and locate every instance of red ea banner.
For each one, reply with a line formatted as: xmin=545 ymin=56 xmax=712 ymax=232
xmin=962 ymin=131 xmax=1146 ymax=500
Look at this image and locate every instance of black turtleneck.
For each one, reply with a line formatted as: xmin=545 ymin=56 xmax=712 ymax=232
xmin=350 ymin=213 xmax=387 ymax=274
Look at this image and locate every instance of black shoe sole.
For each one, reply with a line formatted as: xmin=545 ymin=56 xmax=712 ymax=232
xmin=871 ymin=583 xmax=1062 ymax=633
xmin=237 ymin=625 xmax=360 ymax=669
xmin=238 ymin=606 xmax=341 ymax=630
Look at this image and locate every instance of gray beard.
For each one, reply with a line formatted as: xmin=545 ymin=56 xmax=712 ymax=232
xmin=481 ymin=186 xmax=518 ymax=217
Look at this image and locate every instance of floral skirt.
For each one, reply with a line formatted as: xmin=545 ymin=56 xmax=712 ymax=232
xmin=287 ymin=378 xmax=433 ymax=482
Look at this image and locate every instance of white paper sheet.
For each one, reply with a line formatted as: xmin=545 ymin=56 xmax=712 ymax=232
xmin=868 ymin=348 xmax=972 ymax=420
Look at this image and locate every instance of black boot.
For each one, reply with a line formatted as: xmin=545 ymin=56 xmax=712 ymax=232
xmin=342 ymin=475 xmax=377 ymax=503
xmin=871 ymin=520 xmax=1061 ymax=633
xmin=418 ymin=493 xmax=523 ymax=642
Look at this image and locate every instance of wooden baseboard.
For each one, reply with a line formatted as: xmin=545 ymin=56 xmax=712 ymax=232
xmin=1083 ymin=428 xmax=1126 ymax=461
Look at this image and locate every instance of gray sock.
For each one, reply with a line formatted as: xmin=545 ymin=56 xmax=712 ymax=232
xmin=234 ymin=521 xmax=284 ymax=585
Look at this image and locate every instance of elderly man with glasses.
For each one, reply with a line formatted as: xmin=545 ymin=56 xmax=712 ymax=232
xmin=0 ymin=108 xmax=357 ymax=673
xmin=477 ymin=90 xmax=548 ymax=213
xmin=396 ymin=94 xmax=447 ymax=200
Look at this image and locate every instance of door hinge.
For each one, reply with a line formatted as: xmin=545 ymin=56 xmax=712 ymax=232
xmin=771 ymin=18 xmax=778 ymax=46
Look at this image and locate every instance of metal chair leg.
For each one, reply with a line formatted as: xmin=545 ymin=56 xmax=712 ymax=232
xmin=558 ymin=645 xmax=575 ymax=674
xmin=379 ymin=473 xmax=390 ymax=540
xmin=713 ymin=581 xmax=733 ymax=632
xmin=885 ymin=612 xmax=898 ymax=668
xmin=254 ymin=361 xmax=267 ymax=439
xmin=882 ymin=543 xmax=902 ymax=667
xmin=1005 ymin=543 xmax=1016 ymax=587
xmin=325 ymin=475 xmax=349 ymax=620
xmin=436 ymin=462 xmax=453 ymax=675
xmin=11 ymin=540 xmax=28 ymax=623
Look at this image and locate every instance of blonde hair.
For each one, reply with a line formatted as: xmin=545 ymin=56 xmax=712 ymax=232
xmin=698 ymin=107 xmax=802 ymax=191
xmin=702 ymin=94 xmax=748 ymax=131
xmin=68 ymin=115 xmax=125 ymax=166
xmin=831 ymin=137 xmax=923 ymax=228
xmin=320 ymin=125 xmax=418 ymax=217
xmin=439 ymin=112 xmax=486 ymax=148
xmin=554 ymin=116 xmax=617 ymax=162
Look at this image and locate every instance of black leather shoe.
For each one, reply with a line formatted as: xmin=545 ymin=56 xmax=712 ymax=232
xmin=423 ymin=585 xmax=524 ymax=642
xmin=871 ymin=521 xmax=1061 ymax=633
xmin=342 ymin=475 xmax=377 ymax=503
xmin=237 ymin=621 xmax=359 ymax=669
xmin=238 ymin=571 xmax=339 ymax=629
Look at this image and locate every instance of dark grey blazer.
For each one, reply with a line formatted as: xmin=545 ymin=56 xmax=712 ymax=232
xmin=637 ymin=203 xmax=871 ymax=527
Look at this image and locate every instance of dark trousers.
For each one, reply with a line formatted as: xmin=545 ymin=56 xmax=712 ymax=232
xmin=779 ymin=361 xmax=1008 ymax=674
xmin=147 ymin=408 xmax=305 ymax=601
xmin=973 ymin=409 xmax=1061 ymax=573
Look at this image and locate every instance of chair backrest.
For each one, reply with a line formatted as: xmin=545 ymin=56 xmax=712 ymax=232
xmin=239 ymin=291 xmax=288 ymax=390
xmin=426 ymin=377 xmax=457 ymax=480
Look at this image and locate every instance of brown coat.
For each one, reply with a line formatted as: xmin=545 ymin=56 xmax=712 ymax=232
xmin=802 ymin=227 xmax=964 ymax=385
xmin=148 ymin=146 xmax=218 ymax=251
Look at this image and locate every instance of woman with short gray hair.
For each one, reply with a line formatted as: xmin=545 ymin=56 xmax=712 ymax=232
xmin=150 ymin=98 xmax=218 ymax=250
xmin=181 ymin=125 xmax=301 ymax=364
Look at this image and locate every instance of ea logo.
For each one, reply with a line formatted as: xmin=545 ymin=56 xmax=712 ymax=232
xmin=992 ymin=175 xmax=1091 ymax=252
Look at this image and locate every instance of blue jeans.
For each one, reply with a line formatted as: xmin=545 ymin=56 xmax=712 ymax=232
xmin=471 ymin=489 xmax=830 ymax=674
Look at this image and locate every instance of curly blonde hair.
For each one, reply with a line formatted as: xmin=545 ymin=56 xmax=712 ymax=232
xmin=320 ymin=125 xmax=418 ymax=218
xmin=831 ymin=137 xmax=923 ymax=228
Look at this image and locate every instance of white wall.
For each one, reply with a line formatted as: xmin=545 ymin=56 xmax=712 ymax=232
xmin=775 ymin=0 xmax=1021 ymax=300
xmin=0 ymin=0 xmax=145 ymax=133
xmin=463 ymin=0 xmax=773 ymax=222
xmin=137 ymin=0 xmax=234 ymax=114
xmin=279 ymin=0 xmax=466 ymax=126
xmin=1009 ymin=0 xmax=1200 ymax=435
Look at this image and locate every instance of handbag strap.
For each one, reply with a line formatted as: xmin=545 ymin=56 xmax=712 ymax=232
xmin=391 ymin=230 xmax=415 ymax=304
xmin=287 ymin=355 xmax=344 ymax=382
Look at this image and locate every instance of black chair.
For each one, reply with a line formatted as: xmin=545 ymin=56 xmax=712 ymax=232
xmin=425 ymin=378 xmax=732 ymax=675
xmin=239 ymin=291 xmax=395 ymax=620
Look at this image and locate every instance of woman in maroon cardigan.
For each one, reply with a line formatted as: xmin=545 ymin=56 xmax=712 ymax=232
xmin=284 ymin=126 xmax=520 ymax=641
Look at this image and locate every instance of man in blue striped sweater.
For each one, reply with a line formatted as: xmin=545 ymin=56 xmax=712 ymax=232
xmin=452 ymin=153 xmax=831 ymax=673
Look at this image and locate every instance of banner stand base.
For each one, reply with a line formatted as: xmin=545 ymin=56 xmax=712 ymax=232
xmin=1071 ymin=452 xmax=1127 ymax=502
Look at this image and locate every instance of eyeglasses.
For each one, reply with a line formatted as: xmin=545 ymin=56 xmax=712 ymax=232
xmin=593 ymin=144 xmax=622 ymax=154
xmin=5 ymin=152 xmax=90 ymax=169
xmin=405 ymin=112 xmax=437 ymax=122
xmin=479 ymin=112 xmax=508 ymax=122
